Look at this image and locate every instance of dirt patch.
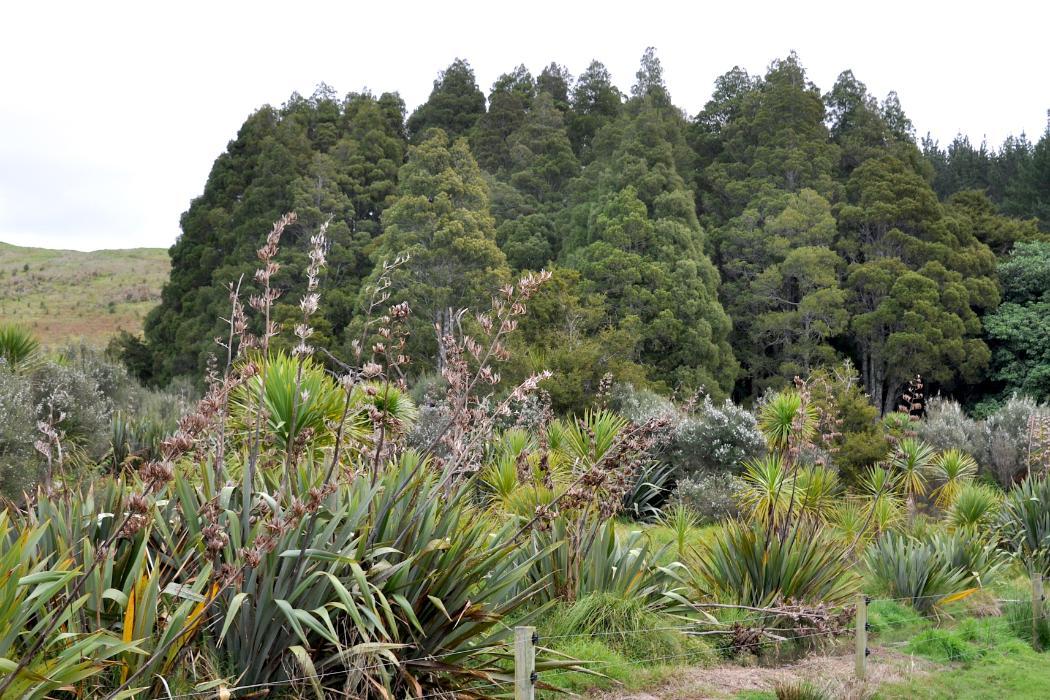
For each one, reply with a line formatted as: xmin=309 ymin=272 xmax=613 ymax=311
xmin=593 ymin=647 xmax=936 ymax=699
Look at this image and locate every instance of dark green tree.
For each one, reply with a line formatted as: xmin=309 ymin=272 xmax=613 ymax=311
xmin=536 ymin=62 xmax=572 ymax=111
xmin=881 ymin=91 xmax=914 ymax=142
xmin=143 ymin=89 xmax=407 ymax=384
xmin=563 ymin=57 xmax=737 ymax=394
xmin=506 ymin=92 xmax=579 ymax=204
xmin=567 ymin=60 xmax=623 ymax=159
xmin=983 ymin=241 xmax=1050 ymax=401
xmin=945 ymin=189 xmax=1040 ymax=256
xmin=494 ymin=92 xmax=579 ymax=271
xmin=359 ymin=130 xmax=509 ymax=368
xmin=1011 ymin=128 xmax=1050 ymax=230
xmin=992 ymin=133 xmax=1034 ymax=213
xmin=839 ymin=156 xmax=999 ymax=411
xmin=631 ymin=46 xmax=671 ymax=107
xmin=824 ymin=71 xmax=919 ymax=176
xmin=750 ymin=245 xmax=848 ymax=387
xmin=471 ymin=65 xmax=535 ymax=172
xmin=847 ymin=259 xmax=991 ymax=414
xmin=712 ymin=189 xmax=846 ymax=392
xmin=927 ymin=134 xmax=993 ymax=199
xmin=701 ymin=53 xmax=840 ymax=222
xmin=689 ymin=66 xmax=758 ymax=172
xmin=406 ymin=58 xmax=486 ymax=142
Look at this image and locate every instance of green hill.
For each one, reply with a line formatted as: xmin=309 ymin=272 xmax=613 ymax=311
xmin=0 ymin=241 xmax=169 ymax=346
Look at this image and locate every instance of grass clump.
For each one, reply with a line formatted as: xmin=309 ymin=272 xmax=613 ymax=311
xmin=865 ymin=599 xmax=929 ymax=641
xmin=538 ymin=593 xmax=717 ymax=696
xmin=547 ymin=593 xmax=714 ymax=663
xmin=536 ymin=637 xmax=681 ymax=696
xmin=905 ymin=628 xmax=980 ymax=663
xmin=773 ymin=680 xmax=830 ymax=700
xmin=1003 ymin=598 xmax=1050 ymax=648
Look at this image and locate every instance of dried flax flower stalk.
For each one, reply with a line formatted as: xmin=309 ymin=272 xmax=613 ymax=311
xmin=429 ymin=271 xmax=553 ymax=484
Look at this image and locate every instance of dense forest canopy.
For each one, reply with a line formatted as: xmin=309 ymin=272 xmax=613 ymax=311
xmin=127 ymin=50 xmax=1050 ymax=415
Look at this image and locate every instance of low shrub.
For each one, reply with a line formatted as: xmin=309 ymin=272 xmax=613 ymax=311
xmin=669 ymin=396 xmax=765 ymax=477
xmin=919 ymin=398 xmax=978 ymax=457
xmin=921 ymin=396 xmax=1050 ymax=488
xmin=0 ymin=370 xmax=37 ymax=496
xmin=31 ymin=358 xmax=113 ymax=461
xmin=978 ymin=395 xmax=1049 ymax=487
xmin=1 ymin=342 xmax=189 ymax=493
xmin=672 ymin=471 xmax=742 ymax=524
xmin=611 ymin=383 xmax=765 ymax=478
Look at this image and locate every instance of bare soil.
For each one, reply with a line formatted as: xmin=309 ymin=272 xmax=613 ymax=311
xmin=592 ymin=646 xmax=936 ymax=699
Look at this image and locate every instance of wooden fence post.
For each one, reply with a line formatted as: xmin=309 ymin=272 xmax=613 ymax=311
xmin=855 ymin=593 xmax=867 ymax=680
xmin=514 ymin=626 xmax=536 ymax=700
xmin=1033 ymin=572 xmax=1044 ymax=652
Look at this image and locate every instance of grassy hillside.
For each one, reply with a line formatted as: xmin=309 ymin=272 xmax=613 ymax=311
xmin=0 ymin=241 xmax=169 ymax=346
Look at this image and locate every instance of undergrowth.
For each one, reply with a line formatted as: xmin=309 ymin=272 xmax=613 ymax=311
xmin=536 ymin=592 xmax=717 ymax=695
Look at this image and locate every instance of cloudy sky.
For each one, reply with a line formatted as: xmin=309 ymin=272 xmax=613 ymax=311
xmin=1 ymin=0 xmax=1047 ymax=251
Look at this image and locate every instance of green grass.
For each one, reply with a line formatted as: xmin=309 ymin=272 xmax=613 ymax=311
xmin=621 ymin=520 xmax=721 ymax=565
xmin=537 ymin=637 xmax=679 ymax=696
xmin=880 ymin=614 xmax=1050 ymax=699
xmin=535 ymin=592 xmax=718 ymax=697
xmin=866 ymin=599 xmax=930 ymax=642
xmin=0 ymin=241 xmax=168 ymax=346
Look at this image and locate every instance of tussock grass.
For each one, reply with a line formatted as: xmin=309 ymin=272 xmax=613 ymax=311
xmin=537 ymin=593 xmax=717 ymax=696
xmin=906 ymin=628 xmax=981 ymax=663
xmin=773 ymin=680 xmax=831 ymax=700
xmin=866 ymin=600 xmax=929 ymax=642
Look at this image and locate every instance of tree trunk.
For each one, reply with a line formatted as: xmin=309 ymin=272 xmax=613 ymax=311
xmin=882 ymin=380 xmax=900 ymax=416
xmin=435 ymin=307 xmax=448 ymax=372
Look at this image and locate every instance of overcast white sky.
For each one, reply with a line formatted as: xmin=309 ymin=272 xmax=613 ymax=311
xmin=1 ymin=0 xmax=1047 ymax=251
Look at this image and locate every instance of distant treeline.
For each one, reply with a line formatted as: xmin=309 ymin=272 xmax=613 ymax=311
xmin=120 ymin=50 xmax=1050 ymax=414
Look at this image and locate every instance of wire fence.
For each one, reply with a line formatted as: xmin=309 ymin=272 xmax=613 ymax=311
xmin=155 ymin=590 xmax=1046 ymax=699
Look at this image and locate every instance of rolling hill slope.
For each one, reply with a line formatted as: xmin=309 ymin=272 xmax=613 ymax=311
xmin=0 ymin=241 xmax=169 ymax=346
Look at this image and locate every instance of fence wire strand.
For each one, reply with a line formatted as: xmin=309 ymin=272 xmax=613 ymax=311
xmin=157 ymin=594 xmax=1045 ymax=698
